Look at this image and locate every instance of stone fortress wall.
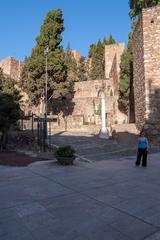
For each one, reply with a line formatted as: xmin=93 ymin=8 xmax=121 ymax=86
xmin=133 ymin=6 xmax=160 ymax=135
xmin=0 ymin=43 xmax=127 ymax=129
xmin=69 ymin=43 xmax=127 ymax=126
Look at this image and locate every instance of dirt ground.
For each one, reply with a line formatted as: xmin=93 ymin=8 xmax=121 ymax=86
xmin=0 ymin=151 xmax=41 ymax=167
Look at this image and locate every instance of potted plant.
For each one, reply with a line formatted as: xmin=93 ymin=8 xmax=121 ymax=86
xmin=54 ymin=146 xmax=76 ymax=165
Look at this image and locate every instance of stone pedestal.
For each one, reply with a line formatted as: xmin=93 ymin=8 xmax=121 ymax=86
xmin=99 ymin=128 xmax=109 ymax=139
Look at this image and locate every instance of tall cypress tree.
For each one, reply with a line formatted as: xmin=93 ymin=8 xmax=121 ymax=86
xmin=20 ymin=9 xmax=67 ymax=105
xmin=103 ymin=37 xmax=108 ymax=45
xmin=108 ymin=34 xmax=116 ymax=44
xmin=118 ymin=33 xmax=133 ymax=115
xmin=129 ymin=0 xmax=160 ymax=19
xmin=89 ymin=36 xmax=116 ymax=80
xmin=77 ymin=57 xmax=88 ymax=81
xmin=89 ymin=39 xmax=104 ymax=80
xmin=88 ymin=44 xmax=97 ymax=58
xmin=65 ymin=44 xmax=78 ymax=82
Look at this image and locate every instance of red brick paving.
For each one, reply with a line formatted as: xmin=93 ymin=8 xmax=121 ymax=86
xmin=0 ymin=151 xmax=38 ymax=167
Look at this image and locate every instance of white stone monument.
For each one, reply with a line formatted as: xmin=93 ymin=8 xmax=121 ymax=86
xmin=99 ymin=91 xmax=109 ymax=139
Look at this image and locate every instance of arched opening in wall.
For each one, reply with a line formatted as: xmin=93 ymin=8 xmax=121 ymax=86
xmin=107 ymin=86 xmax=114 ymax=97
xmin=107 ymin=86 xmax=110 ymax=96
xmin=110 ymin=89 xmax=113 ymax=96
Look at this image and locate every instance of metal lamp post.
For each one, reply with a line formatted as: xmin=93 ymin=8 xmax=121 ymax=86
xmin=44 ymin=47 xmax=49 ymax=151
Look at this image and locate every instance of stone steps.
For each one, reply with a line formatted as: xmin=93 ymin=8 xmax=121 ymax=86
xmin=111 ymin=123 xmax=139 ymax=144
xmin=112 ymin=123 xmax=139 ymax=134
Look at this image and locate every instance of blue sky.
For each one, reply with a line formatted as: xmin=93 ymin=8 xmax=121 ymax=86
xmin=0 ymin=0 xmax=131 ymax=61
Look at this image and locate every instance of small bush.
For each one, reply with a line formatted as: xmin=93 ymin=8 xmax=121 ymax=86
xmin=55 ymin=146 xmax=75 ymax=158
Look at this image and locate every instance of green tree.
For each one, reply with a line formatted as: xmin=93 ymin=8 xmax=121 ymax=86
xmin=20 ymin=9 xmax=68 ymax=105
xmin=108 ymin=34 xmax=116 ymax=44
xmin=88 ymin=44 xmax=97 ymax=58
xmin=0 ymin=68 xmax=5 ymax=90
xmin=65 ymin=44 xmax=78 ymax=82
xmin=89 ymin=39 xmax=105 ymax=79
xmin=0 ymin=67 xmax=21 ymax=102
xmin=129 ymin=0 xmax=160 ymax=19
xmin=103 ymin=37 xmax=108 ymax=45
xmin=77 ymin=57 xmax=88 ymax=81
xmin=89 ymin=35 xmax=116 ymax=80
xmin=118 ymin=33 xmax=133 ymax=114
xmin=0 ymin=68 xmax=21 ymax=149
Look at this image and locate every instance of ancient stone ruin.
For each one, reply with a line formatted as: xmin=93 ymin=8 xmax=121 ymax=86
xmin=47 ymin=43 xmax=127 ymax=129
xmin=0 ymin=43 xmax=126 ymax=130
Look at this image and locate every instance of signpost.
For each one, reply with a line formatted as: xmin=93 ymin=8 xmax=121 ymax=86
xmin=34 ymin=117 xmax=57 ymax=122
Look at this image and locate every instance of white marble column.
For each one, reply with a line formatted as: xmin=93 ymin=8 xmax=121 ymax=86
xmin=99 ymin=92 xmax=109 ymax=139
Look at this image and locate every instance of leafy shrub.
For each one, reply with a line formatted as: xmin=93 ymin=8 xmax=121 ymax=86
xmin=55 ymin=146 xmax=75 ymax=157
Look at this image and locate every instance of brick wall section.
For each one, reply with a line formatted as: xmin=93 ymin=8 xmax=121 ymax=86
xmin=133 ymin=6 xmax=160 ymax=134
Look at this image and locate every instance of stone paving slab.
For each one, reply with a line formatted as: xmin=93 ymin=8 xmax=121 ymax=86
xmin=144 ymin=231 xmax=160 ymax=240
xmin=1 ymin=152 xmax=160 ymax=239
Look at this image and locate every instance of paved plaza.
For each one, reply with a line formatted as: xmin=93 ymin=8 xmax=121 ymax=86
xmin=1 ymin=139 xmax=160 ymax=240
xmin=50 ymin=132 xmax=157 ymax=162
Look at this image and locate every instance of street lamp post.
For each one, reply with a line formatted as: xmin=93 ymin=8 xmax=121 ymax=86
xmin=44 ymin=47 xmax=49 ymax=151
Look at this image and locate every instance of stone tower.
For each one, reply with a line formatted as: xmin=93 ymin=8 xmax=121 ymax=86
xmin=133 ymin=6 xmax=160 ymax=135
xmin=0 ymin=56 xmax=23 ymax=82
xmin=71 ymin=50 xmax=81 ymax=62
xmin=105 ymin=43 xmax=125 ymax=94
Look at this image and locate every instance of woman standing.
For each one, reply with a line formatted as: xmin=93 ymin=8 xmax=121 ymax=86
xmin=136 ymin=131 xmax=148 ymax=167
